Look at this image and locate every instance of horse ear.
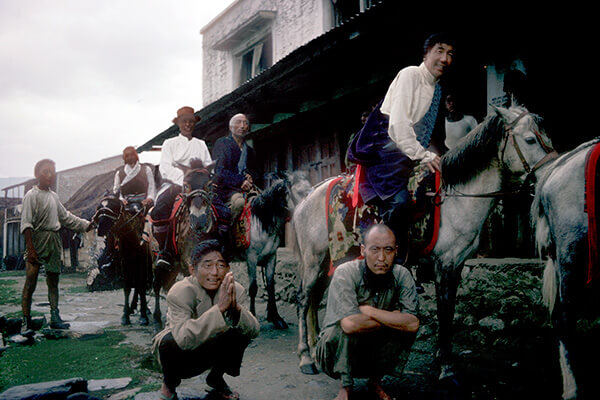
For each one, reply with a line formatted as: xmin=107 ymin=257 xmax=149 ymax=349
xmin=491 ymin=105 xmax=512 ymax=123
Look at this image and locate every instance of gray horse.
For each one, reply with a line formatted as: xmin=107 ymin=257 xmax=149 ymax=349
xmin=533 ymin=138 xmax=600 ymax=400
xmin=293 ymin=106 xmax=557 ymax=380
xmin=150 ymin=169 xmax=312 ymax=331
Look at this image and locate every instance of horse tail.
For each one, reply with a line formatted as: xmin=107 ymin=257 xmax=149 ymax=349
xmin=542 ymin=256 xmax=558 ymax=313
xmin=533 ymin=198 xmax=558 ymax=313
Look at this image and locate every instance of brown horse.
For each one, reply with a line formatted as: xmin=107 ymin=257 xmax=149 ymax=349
xmin=95 ymin=196 xmax=152 ymax=325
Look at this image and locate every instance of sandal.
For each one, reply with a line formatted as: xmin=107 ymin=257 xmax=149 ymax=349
xmin=159 ymin=393 xmax=178 ymax=400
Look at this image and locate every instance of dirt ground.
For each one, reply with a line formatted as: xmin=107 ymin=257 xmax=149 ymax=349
xmin=0 ymin=267 xmax=443 ymax=400
xmin=4 ymin=253 xmax=594 ymax=399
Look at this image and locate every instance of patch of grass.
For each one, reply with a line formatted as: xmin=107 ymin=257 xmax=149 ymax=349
xmin=65 ymin=286 xmax=89 ymax=294
xmin=0 ymin=329 xmax=159 ymax=391
xmin=3 ymin=310 xmax=44 ymax=319
xmin=0 ymin=279 xmax=20 ymax=305
xmin=0 ymin=271 xmax=25 ymax=278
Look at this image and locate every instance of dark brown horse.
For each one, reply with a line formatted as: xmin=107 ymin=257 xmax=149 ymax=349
xmin=95 ymin=196 xmax=152 ymax=325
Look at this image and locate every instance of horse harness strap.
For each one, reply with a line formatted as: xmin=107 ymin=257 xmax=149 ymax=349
xmin=435 ymin=111 xmax=559 ymax=200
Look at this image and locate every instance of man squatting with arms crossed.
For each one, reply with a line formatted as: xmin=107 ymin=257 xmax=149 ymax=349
xmin=152 ymin=239 xmax=259 ymax=400
xmin=316 ymin=223 xmax=420 ymax=400
xmin=21 ymin=159 xmax=94 ymax=331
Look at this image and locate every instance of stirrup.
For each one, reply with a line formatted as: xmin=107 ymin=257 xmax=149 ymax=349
xmin=156 ymin=252 xmax=172 ymax=268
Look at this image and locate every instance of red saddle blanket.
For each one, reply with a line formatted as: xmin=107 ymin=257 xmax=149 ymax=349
xmin=233 ymin=199 xmax=252 ymax=250
xmin=585 ymin=142 xmax=600 ymax=286
xmin=326 ymin=166 xmax=441 ymax=276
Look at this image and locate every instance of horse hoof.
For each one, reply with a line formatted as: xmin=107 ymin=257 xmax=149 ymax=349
xmin=270 ymin=318 xmax=288 ymax=330
xmin=121 ymin=316 xmax=131 ymax=326
xmin=438 ymin=366 xmax=460 ymax=389
xmin=139 ymin=316 xmax=149 ymax=326
xmin=299 ymin=363 xmax=319 ymax=375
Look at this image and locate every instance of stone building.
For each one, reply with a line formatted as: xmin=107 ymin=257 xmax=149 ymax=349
xmin=137 ymin=1 xmax=579 ymax=255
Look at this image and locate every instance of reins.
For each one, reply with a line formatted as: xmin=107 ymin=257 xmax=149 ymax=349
xmin=430 ymin=110 xmax=558 ymax=200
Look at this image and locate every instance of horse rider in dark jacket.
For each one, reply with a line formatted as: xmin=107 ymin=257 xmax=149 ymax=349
xmin=211 ymin=113 xmax=260 ymax=250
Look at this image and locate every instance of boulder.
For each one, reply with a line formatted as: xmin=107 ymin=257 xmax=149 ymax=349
xmin=0 ymin=378 xmax=87 ymax=400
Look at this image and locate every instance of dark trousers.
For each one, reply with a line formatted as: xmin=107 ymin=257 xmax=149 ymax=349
xmin=150 ymin=184 xmax=182 ymax=254
xmin=151 ymin=184 xmax=182 ymax=223
xmin=369 ymin=186 xmax=412 ymax=263
xmin=316 ymin=325 xmax=416 ymax=387
xmin=158 ymin=329 xmax=251 ymax=391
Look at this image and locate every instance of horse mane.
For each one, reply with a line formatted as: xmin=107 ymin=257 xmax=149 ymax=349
xmin=441 ymin=113 xmax=505 ymax=187
xmin=251 ymin=180 xmax=289 ymax=236
xmin=98 ymin=194 xmax=122 ymax=211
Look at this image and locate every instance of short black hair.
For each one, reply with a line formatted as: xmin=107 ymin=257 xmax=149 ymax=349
xmin=191 ymin=239 xmax=227 ymax=267
xmin=423 ymin=32 xmax=456 ymax=56
xmin=362 ymin=223 xmax=396 ymax=245
xmin=34 ymin=159 xmax=55 ymax=178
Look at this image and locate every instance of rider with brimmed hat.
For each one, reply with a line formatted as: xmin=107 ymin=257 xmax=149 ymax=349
xmin=151 ymin=106 xmax=212 ymax=268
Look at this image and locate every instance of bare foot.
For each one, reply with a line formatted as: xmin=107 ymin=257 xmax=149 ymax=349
xmin=333 ymin=385 xmax=351 ymax=400
xmin=368 ymin=378 xmax=392 ymax=400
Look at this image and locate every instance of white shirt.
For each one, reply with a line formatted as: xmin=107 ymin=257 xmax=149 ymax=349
xmin=21 ymin=186 xmax=89 ymax=233
xmin=159 ymin=134 xmax=212 ymax=186
xmin=112 ymin=162 xmax=156 ymax=201
xmin=445 ymin=115 xmax=478 ymax=150
xmin=380 ymin=62 xmax=439 ymax=163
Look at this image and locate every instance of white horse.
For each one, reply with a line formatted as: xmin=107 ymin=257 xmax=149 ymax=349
xmin=293 ymin=106 xmax=557 ymax=379
xmin=533 ymin=138 xmax=600 ymax=400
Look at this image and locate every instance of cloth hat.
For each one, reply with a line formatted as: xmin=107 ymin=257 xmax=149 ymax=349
xmin=173 ymin=106 xmax=201 ymax=124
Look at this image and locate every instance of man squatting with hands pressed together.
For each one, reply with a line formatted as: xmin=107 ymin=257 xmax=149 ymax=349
xmin=316 ymin=223 xmax=420 ymax=400
xmin=152 ymin=239 xmax=259 ymax=400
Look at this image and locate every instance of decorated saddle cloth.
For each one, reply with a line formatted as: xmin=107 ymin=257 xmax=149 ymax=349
xmin=230 ymin=192 xmax=255 ymax=250
xmin=326 ymin=166 xmax=441 ymax=275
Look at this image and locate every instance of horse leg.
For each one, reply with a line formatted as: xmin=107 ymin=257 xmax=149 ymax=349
xmin=265 ymin=254 xmax=287 ymax=329
xmin=297 ymin=260 xmax=323 ymax=375
xmin=246 ymin=253 xmax=258 ymax=317
xmin=130 ymin=288 xmax=138 ymax=314
xmin=121 ymin=286 xmax=132 ymax=326
xmin=138 ymin=287 xmax=149 ymax=326
xmin=435 ymin=261 xmax=463 ymax=385
xmin=550 ymin=254 xmax=581 ymax=400
xmin=152 ymin=266 xmax=179 ymax=332
xmin=152 ymin=267 xmax=165 ymax=332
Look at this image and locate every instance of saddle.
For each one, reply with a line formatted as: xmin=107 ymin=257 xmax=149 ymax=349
xmin=326 ymin=166 xmax=441 ymax=275
xmin=230 ymin=192 xmax=254 ymax=250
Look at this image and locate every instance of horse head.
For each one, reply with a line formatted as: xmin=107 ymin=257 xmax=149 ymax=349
xmin=442 ymin=106 xmax=556 ymax=188
xmin=287 ymin=170 xmax=313 ymax=208
xmin=182 ymin=160 xmax=216 ymax=238
xmin=267 ymin=170 xmax=312 ymax=212
xmin=95 ymin=195 xmax=123 ymax=237
xmin=494 ymin=106 xmax=556 ymax=182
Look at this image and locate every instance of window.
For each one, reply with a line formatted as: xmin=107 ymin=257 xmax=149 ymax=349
xmin=237 ymin=34 xmax=272 ymax=86
xmin=332 ymin=0 xmax=374 ymax=26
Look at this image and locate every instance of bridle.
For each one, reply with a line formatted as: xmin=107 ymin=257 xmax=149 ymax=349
xmin=434 ymin=110 xmax=558 ymax=200
xmin=95 ymin=198 xmax=144 ymax=235
xmin=500 ymin=110 xmax=558 ymax=177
